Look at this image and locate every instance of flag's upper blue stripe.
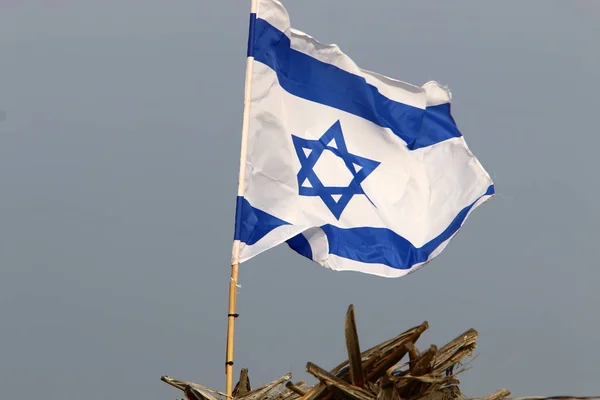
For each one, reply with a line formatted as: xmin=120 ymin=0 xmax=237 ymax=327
xmin=234 ymin=184 xmax=494 ymax=270
xmin=248 ymin=17 xmax=462 ymax=150
xmin=247 ymin=13 xmax=256 ymax=57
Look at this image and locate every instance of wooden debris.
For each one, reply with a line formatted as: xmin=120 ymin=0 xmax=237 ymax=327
xmin=478 ymin=389 xmax=511 ymax=400
xmin=298 ymin=382 xmax=328 ymax=400
xmin=376 ymin=376 xmax=401 ymax=400
xmin=186 ymin=386 xmax=218 ymax=400
xmin=161 ymin=304 xmax=595 ymax=400
xmin=306 ymin=362 xmax=375 ymax=400
xmin=234 ymin=368 xmax=252 ymax=398
xmin=272 ymin=382 xmax=308 ymax=400
xmin=345 ymin=305 xmax=366 ymax=388
xmin=286 ymin=381 xmax=307 ymax=396
xmin=161 ymin=375 xmax=227 ymax=400
xmin=238 ymin=373 xmax=292 ymax=400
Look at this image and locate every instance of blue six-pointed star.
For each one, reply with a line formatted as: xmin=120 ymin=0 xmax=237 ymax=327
xmin=292 ymin=120 xmax=381 ymax=220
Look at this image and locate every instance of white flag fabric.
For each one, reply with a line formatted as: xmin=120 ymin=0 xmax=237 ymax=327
xmin=232 ymin=0 xmax=494 ymax=278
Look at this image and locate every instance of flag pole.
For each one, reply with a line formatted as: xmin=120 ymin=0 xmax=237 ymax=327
xmin=226 ymin=0 xmax=258 ymax=397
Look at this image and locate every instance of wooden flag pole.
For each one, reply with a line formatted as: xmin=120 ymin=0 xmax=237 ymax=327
xmin=226 ymin=0 xmax=258 ymax=396
xmin=225 ymin=262 xmax=240 ymax=397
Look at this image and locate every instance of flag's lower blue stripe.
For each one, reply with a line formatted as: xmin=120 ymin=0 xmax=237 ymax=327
xmin=252 ymin=17 xmax=461 ymax=150
xmin=286 ymin=232 xmax=313 ymax=260
xmin=234 ymin=184 xmax=494 ymax=270
xmin=322 ymin=184 xmax=495 ymax=268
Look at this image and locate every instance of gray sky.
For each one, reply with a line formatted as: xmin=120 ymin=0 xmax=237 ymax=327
xmin=1 ymin=1 xmax=599 ymax=399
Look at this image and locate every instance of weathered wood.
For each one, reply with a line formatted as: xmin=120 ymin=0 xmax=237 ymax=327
xmin=408 ymin=342 xmax=420 ymax=368
xmin=233 ymin=368 xmax=251 ymax=397
xmin=306 ymin=362 xmax=376 ymax=400
xmin=376 ymin=376 xmax=401 ymax=400
xmin=367 ymin=321 xmax=429 ymax=383
xmin=270 ymin=381 xmax=304 ymax=400
xmin=477 ymin=389 xmax=511 ymax=400
xmin=279 ymin=382 xmax=308 ymax=400
xmin=411 ymin=345 xmax=437 ymax=376
xmin=363 ymin=349 xmax=384 ymax=372
xmin=161 ymin=376 xmax=225 ymax=400
xmin=414 ymin=375 xmax=460 ymax=400
xmin=330 ymin=321 xmax=429 ymax=379
xmin=415 ymin=383 xmax=462 ymax=400
xmin=298 ymin=382 xmax=328 ymax=400
xmin=397 ymin=345 xmax=438 ymax=399
xmin=238 ymin=373 xmax=292 ymax=400
xmin=375 ymin=322 xmax=429 ymax=355
xmin=433 ymin=329 xmax=478 ymax=375
xmin=286 ymin=381 xmax=308 ymax=396
xmin=345 ymin=305 xmax=366 ymax=388
xmin=366 ymin=341 xmax=412 ymax=382
xmin=394 ymin=375 xmax=447 ymax=384
xmin=185 ymin=386 xmax=214 ymax=400
xmin=160 ymin=306 xmax=542 ymax=400
xmin=161 ymin=375 xmax=188 ymax=392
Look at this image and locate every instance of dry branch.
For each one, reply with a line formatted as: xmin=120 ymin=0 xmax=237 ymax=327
xmin=477 ymin=389 xmax=511 ymax=400
xmin=345 ymin=305 xmax=365 ymax=388
xmin=161 ymin=376 xmax=227 ymax=400
xmin=299 ymin=382 xmax=329 ymax=400
xmin=239 ymin=373 xmax=292 ymax=400
xmin=306 ymin=362 xmax=376 ymax=400
xmin=287 ymin=381 xmax=308 ymax=396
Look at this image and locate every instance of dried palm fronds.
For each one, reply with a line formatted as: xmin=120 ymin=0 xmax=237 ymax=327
xmin=161 ymin=305 xmax=591 ymax=400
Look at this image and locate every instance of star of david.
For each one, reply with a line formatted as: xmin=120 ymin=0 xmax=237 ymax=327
xmin=291 ymin=120 xmax=381 ymax=220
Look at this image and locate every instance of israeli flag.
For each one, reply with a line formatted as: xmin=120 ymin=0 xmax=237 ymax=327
xmin=232 ymin=0 xmax=495 ymax=278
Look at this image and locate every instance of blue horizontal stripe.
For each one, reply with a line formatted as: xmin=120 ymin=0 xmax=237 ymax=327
xmin=322 ymin=184 xmax=495 ymax=269
xmin=234 ymin=196 xmax=289 ymax=246
xmin=252 ymin=17 xmax=462 ymax=150
xmin=235 ymin=185 xmax=494 ymax=270
xmin=420 ymin=103 xmax=461 ymax=149
xmin=247 ymin=13 xmax=256 ymax=57
xmin=286 ymin=232 xmax=313 ymax=260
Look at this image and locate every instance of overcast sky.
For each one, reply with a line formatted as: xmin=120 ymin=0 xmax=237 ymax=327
xmin=1 ymin=1 xmax=599 ymax=399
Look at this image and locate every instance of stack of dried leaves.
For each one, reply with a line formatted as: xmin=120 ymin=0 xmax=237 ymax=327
xmin=162 ymin=304 xmax=510 ymax=400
